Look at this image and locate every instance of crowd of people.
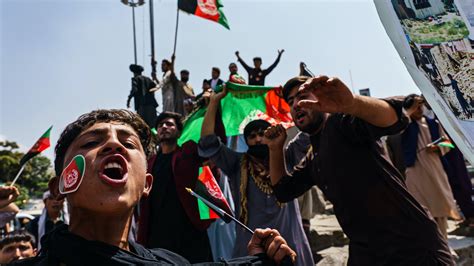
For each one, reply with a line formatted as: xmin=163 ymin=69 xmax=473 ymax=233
xmin=0 ymin=49 xmax=473 ymax=265
xmin=126 ymin=50 xmax=286 ymax=128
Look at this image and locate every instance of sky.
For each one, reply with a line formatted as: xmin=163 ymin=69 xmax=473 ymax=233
xmin=0 ymin=0 xmax=420 ymax=161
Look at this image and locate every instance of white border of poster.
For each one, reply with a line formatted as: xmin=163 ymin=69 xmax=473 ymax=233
xmin=374 ymin=0 xmax=474 ymax=165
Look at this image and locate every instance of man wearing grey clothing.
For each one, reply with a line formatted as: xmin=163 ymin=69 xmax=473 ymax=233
xmin=198 ymin=88 xmax=313 ymax=266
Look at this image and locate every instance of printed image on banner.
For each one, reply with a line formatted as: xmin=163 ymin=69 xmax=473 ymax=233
xmin=375 ymin=0 xmax=474 ymax=164
xmin=390 ymin=0 xmax=473 ymax=121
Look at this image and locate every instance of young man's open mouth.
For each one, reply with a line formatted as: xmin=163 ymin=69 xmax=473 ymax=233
xmin=99 ymin=154 xmax=129 ymax=187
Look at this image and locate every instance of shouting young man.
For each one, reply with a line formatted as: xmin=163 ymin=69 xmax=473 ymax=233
xmin=14 ymin=109 xmax=295 ymax=265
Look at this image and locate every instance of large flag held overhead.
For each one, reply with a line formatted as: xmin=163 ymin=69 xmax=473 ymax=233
xmin=195 ymin=166 xmax=233 ymax=221
xmin=178 ymin=0 xmax=230 ymax=29
xmin=19 ymin=126 xmax=52 ymax=166
xmin=178 ymin=82 xmax=293 ymax=145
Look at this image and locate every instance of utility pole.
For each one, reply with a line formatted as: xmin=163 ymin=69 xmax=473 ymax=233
xmin=121 ymin=0 xmax=145 ymax=65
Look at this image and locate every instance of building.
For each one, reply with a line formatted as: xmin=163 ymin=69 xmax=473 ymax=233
xmin=392 ymin=0 xmax=446 ymax=20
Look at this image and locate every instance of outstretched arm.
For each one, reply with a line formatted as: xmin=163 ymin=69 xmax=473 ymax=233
xmin=299 ymin=76 xmax=398 ymax=128
xmin=235 ymin=51 xmax=252 ymax=73
xmin=264 ymin=125 xmax=287 ymax=186
xmin=264 ymin=49 xmax=284 ymax=75
xmin=170 ymin=53 xmax=176 ymax=74
xmin=201 ymin=86 xmax=228 ymax=137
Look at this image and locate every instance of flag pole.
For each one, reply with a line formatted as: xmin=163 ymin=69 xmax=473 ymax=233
xmin=10 ymin=165 xmax=26 ymax=187
xmin=149 ymin=0 xmax=157 ymax=82
xmin=173 ymin=6 xmax=180 ymax=55
xmin=185 ymin=188 xmax=254 ymax=235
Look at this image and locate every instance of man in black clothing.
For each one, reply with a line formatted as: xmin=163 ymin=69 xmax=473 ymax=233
xmin=235 ymin=50 xmax=284 ymax=86
xmin=264 ymin=76 xmax=454 ymax=265
xmin=127 ymin=64 xmax=158 ymax=127
xmin=208 ymin=67 xmax=224 ymax=91
xmin=137 ymin=111 xmax=215 ymax=263
xmin=14 ymin=109 xmax=296 ymax=265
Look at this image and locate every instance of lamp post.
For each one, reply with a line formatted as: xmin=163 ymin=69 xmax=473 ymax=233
xmin=121 ymin=0 xmax=145 ymax=64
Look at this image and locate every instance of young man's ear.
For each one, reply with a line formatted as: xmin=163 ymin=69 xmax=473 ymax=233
xmin=142 ymin=173 xmax=153 ymax=197
xmin=48 ymin=176 xmax=66 ymax=200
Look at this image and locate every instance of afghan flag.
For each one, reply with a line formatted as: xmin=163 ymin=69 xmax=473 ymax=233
xmin=195 ymin=166 xmax=233 ymax=220
xmin=178 ymin=82 xmax=293 ymax=145
xmin=178 ymin=0 xmax=230 ymax=29
xmin=438 ymin=140 xmax=455 ymax=149
xmin=19 ymin=126 xmax=52 ymax=166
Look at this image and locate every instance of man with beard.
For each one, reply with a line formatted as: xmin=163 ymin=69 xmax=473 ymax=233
xmin=265 ymin=76 xmax=454 ymax=265
xmin=198 ymin=89 xmax=314 ymax=265
xmin=137 ymin=105 xmax=232 ymax=263
xmin=14 ymin=109 xmax=296 ymax=265
xmin=157 ymin=56 xmax=178 ymax=113
xmin=228 ymin=63 xmax=246 ymax=84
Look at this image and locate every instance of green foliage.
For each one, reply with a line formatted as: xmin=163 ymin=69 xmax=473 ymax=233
xmin=0 ymin=140 xmax=53 ymax=207
xmin=14 ymin=185 xmax=30 ymax=207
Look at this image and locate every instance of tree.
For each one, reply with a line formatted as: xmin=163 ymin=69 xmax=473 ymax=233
xmin=0 ymin=140 xmax=53 ymax=207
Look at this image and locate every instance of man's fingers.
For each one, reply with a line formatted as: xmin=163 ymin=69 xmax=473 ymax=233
xmin=299 ymin=76 xmax=329 ymax=92
xmin=273 ymin=245 xmax=296 ymax=265
xmin=252 ymin=228 xmax=273 ymax=248
xmin=266 ymin=235 xmax=286 ymax=259
xmin=266 ymin=125 xmax=286 ymax=140
xmin=297 ymin=99 xmax=319 ymax=110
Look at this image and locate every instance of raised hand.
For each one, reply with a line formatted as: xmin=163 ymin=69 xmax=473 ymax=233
xmin=298 ymin=76 xmax=355 ymax=114
xmin=278 ymin=49 xmax=285 ymax=56
xmin=0 ymin=186 xmax=19 ymax=209
xmin=235 ymin=51 xmax=240 ymax=57
xmin=263 ymin=125 xmax=287 ymax=151
xmin=211 ymin=84 xmax=228 ymax=103
xmin=248 ymin=228 xmax=297 ymax=265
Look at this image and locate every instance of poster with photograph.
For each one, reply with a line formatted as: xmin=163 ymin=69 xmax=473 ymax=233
xmin=374 ymin=0 xmax=474 ymax=164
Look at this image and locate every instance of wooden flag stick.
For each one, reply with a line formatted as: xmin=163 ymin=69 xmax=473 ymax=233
xmin=173 ymin=6 xmax=180 ymax=55
xmin=10 ymin=165 xmax=26 ymax=187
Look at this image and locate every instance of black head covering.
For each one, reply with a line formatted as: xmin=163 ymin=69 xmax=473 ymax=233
xmin=129 ymin=64 xmax=144 ymax=74
xmin=243 ymin=119 xmax=271 ymax=142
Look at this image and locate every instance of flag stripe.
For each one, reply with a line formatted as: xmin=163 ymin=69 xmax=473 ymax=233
xmin=197 ymin=198 xmax=211 ymax=220
xmin=19 ymin=126 xmax=52 ymax=166
xmin=177 ymin=0 xmax=197 ymax=14
xmin=178 ymin=0 xmax=229 ymax=29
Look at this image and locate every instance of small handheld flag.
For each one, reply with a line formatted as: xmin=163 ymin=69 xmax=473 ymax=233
xmin=19 ymin=126 xmax=52 ymax=166
xmin=437 ymin=140 xmax=455 ymax=149
xmin=185 ymin=187 xmax=254 ymax=235
xmin=195 ymin=166 xmax=233 ymax=221
xmin=11 ymin=126 xmax=52 ymax=186
xmin=431 ymin=136 xmax=455 ymax=149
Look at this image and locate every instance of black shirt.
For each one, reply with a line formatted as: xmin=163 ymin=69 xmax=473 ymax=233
xmin=148 ymin=152 xmax=212 ymax=263
xmin=13 ymin=224 xmax=279 ymax=266
xmin=273 ymin=100 xmax=453 ymax=265
xmin=237 ymin=56 xmax=281 ymax=86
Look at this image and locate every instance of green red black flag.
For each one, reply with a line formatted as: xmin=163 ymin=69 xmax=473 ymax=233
xmin=19 ymin=126 xmax=52 ymax=166
xmin=195 ymin=166 xmax=233 ymax=220
xmin=178 ymin=0 xmax=230 ymax=29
